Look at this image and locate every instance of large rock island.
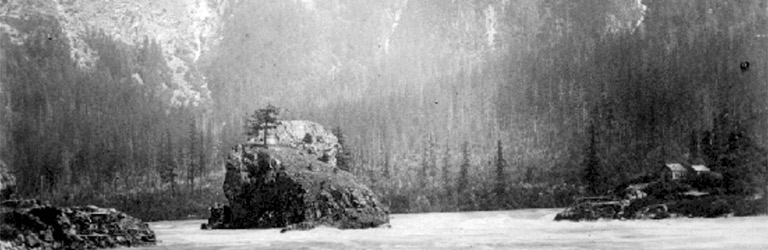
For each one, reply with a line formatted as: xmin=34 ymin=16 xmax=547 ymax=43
xmin=205 ymin=120 xmax=390 ymax=231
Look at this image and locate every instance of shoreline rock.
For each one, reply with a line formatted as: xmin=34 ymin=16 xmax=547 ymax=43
xmin=0 ymin=199 xmax=155 ymax=249
xmin=554 ymin=180 xmax=740 ymax=221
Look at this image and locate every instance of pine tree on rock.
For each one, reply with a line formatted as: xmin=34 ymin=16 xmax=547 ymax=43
xmin=246 ymin=104 xmax=280 ymax=148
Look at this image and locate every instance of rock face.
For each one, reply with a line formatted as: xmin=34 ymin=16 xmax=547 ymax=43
xmin=207 ymin=130 xmax=389 ymax=231
xmin=248 ymin=120 xmax=340 ymax=167
xmin=0 ymin=199 xmax=155 ymax=249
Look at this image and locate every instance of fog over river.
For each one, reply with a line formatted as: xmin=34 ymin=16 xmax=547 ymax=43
xmin=134 ymin=209 xmax=768 ymax=250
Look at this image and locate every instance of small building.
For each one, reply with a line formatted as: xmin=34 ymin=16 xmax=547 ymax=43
xmin=659 ymin=163 xmax=688 ymax=181
xmin=691 ymin=165 xmax=711 ymax=175
xmin=659 ymin=163 xmax=713 ymax=181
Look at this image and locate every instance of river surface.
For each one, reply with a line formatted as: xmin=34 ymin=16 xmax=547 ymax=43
xmin=134 ymin=209 xmax=768 ymax=250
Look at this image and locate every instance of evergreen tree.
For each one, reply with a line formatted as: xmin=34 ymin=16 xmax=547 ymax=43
xmin=332 ymin=126 xmax=353 ymax=172
xmin=457 ymin=141 xmax=471 ymax=209
xmin=442 ymin=145 xmax=451 ymax=193
xmin=416 ymin=136 xmax=438 ymax=188
xmin=713 ymin=127 xmax=767 ymax=196
xmin=159 ymin=129 xmax=177 ymax=195
xmin=583 ymin=123 xmax=604 ymax=195
xmin=383 ymin=147 xmax=391 ymax=178
xmin=175 ymin=143 xmax=185 ymax=195
xmin=187 ymin=118 xmax=198 ymax=192
xmin=419 ymin=142 xmax=429 ymax=188
xmin=198 ymin=128 xmax=207 ymax=182
xmin=441 ymin=144 xmax=452 ymax=209
xmin=688 ymin=130 xmax=700 ymax=161
xmin=494 ymin=140 xmax=508 ymax=207
xmin=245 ymin=104 xmax=280 ymax=148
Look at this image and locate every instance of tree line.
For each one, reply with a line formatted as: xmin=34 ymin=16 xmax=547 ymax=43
xmin=0 ymin=17 xmax=224 ymax=220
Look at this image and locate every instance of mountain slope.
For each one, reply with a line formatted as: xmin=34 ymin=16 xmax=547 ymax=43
xmin=1 ymin=0 xmax=227 ymax=106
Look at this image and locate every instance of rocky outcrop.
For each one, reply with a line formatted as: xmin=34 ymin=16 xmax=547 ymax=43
xmin=205 ymin=135 xmax=389 ymax=231
xmin=554 ymin=180 xmax=736 ymax=222
xmin=248 ymin=120 xmax=340 ymax=167
xmin=0 ymin=200 xmax=155 ymax=249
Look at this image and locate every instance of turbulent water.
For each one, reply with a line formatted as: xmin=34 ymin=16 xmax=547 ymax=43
xmin=135 ymin=209 xmax=768 ymax=250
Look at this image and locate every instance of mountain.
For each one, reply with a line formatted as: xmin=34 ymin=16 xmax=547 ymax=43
xmin=1 ymin=0 xmax=227 ymax=106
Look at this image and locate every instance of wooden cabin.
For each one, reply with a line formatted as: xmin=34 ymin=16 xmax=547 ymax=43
xmin=659 ymin=163 xmax=712 ymax=181
xmin=659 ymin=163 xmax=688 ymax=181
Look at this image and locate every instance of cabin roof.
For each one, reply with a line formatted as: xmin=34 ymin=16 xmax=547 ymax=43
xmin=626 ymin=183 xmax=650 ymax=191
xmin=663 ymin=163 xmax=687 ymax=172
xmin=691 ymin=165 xmax=711 ymax=172
xmin=682 ymin=190 xmax=710 ymax=197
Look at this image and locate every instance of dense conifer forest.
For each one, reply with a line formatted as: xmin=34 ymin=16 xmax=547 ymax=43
xmin=1 ymin=0 xmax=767 ymax=219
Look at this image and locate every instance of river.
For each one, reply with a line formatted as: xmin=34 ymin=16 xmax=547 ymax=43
xmin=134 ymin=209 xmax=768 ymax=250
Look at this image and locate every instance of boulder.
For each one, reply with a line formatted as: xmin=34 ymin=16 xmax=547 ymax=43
xmin=554 ymin=197 xmax=624 ymax=221
xmin=206 ymin=142 xmax=389 ymax=231
xmin=248 ymin=120 xmax=340 ymax=166
xmin=0 ymin=200 xmax=155 ymax=249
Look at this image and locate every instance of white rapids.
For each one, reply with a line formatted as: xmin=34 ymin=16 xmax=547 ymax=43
xmin=134 ymin=209 xmax=768 ymax=250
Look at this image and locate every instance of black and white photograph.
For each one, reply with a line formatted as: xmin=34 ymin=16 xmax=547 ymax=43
xmin=1 ymin=0 xmax=767 ymax=249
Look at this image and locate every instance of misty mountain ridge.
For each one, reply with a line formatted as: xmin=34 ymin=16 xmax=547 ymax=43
xmin=2 ymin=0 xmax=649 ymax=108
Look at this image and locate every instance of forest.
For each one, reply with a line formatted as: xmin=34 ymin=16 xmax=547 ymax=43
xmin=0 ymin=17 xmax=222 ymax=219
xmin=1 ymin=0 xmax=767 ymax=219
